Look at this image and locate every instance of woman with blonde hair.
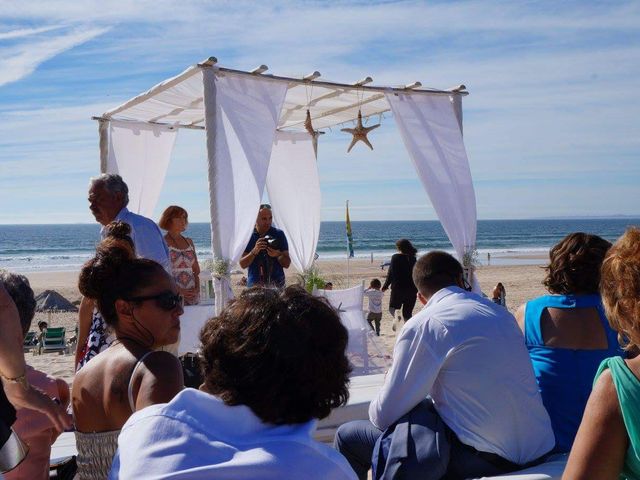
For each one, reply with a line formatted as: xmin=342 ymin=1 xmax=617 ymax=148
xmin=159 ymin=206 xmax=200 ymax=305
xmin=563 ymin=227 xmax=640 ymax=480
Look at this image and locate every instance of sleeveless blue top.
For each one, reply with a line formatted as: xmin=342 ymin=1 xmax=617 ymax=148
xmin=524 ymin=294 xmax=622 ymax=453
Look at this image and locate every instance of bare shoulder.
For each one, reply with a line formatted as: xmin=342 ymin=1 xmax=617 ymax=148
xmin=563 ymin=367 xmax=627 ymax=480
xmin=591 ymin=368 xmax=621 ymax=414
xmin=135 ymin=351 xmax=184 ymax=407
xmin=514 ymin=303 xmax=526 ymax=332
xmin=144 ymin=350 xmax=183 ymax=375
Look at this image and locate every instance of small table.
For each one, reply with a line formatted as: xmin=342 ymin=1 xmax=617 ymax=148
xmin=178 ymin=304 xmax=216 ymax=355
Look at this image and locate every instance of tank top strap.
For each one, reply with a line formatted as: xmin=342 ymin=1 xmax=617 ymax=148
xmin=523 ymin=296 xmax=553 ymax=345
xmin=127 ymin=350 xmax=157 ymax=413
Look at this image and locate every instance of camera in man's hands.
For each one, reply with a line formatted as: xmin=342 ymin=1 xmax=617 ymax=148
xmin=263 ymin=235 xmax=280 ymax=250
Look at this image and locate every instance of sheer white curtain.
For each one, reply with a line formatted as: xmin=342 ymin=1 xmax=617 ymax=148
xmin=105 ymin=120 xmax=178 ymax=217
xmin=385 ymin=93 xmax=479 ymax=289
xmin=266 ymin=131 xmax=321 ymax=273
xmin=202 ymin=69 xmax=288 ymax=313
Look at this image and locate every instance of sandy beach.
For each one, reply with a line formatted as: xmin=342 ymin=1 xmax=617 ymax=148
xmin=22 ymin=254 xmax=550 ymax=386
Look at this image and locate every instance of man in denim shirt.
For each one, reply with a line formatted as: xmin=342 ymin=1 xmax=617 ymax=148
xmin=239 ymin=205 xmax=290 ymax=287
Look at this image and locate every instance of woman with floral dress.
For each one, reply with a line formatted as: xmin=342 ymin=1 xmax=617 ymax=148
xmin=159 ymin=206 xmax=200 ymax=305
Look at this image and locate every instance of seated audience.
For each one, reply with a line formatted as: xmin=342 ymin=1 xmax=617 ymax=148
xmin=563 ymin=227 xmax=640 ymax=480
xmin=72 ymin=241 xmax=184 ymax=479
xmin=110 ymin=287 xmax=357 ymax=479
xmin=0 ymin=271 xmax=70 ymax=480
xmin=515 ymin=232 xmax=621 ymax=452
xmin=159 ymin=206 xmax=200 ymax=305
xmin=335 ymin=251 xmax=554 ymax=480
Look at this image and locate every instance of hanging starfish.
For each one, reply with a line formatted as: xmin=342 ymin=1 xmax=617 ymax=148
xmin=304 ymin=109 xmax=324 ymax=158
xmin=341 ymin=110 xmax=380 ymax=153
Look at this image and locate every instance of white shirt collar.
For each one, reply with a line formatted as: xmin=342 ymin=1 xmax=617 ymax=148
xmin=425 ymin=285 xmax=466 ymax=308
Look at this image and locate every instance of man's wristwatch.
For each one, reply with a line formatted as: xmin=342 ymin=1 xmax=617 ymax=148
xmin=1 ymin=372 xmax=30 ymax=391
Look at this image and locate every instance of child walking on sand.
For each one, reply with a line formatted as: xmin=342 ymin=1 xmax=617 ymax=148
xmin=364 ymin=279 xmax=384 ymax=336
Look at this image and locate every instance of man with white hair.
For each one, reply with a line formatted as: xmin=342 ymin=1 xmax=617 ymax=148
xmin=87 ymin=174 xmax=170 ymax=271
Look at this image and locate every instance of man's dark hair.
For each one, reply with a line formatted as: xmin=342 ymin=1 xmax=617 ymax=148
xmin=199 ymin=286 xmax=351 ymax=425
xmin=0 ymin=270 xmax=36 ymax=337
xmin=412 ymin=251 xmax=463 ymax=295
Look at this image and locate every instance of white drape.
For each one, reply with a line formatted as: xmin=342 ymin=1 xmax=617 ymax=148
xmin=385 ymin=93 xmax=478 ymax=288
xmin=266 ymin=131 xmax=321 ymax=273
xmin=202 ymin=69 xmax=288 ymax=313
xmin=105 ymin=120 xmax=178 ymax=217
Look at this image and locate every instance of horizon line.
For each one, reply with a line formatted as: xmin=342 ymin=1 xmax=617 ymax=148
xmin=1 ymin=215 xmax=639 ymax=227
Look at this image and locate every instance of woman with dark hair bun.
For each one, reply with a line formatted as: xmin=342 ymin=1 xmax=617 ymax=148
xmin=75 ymin=221 xmax=136 ymax=370
xmin=382 ymin=238 xmax=418 ymax=326
xmin=110 ymin=286 xmax=357 ymax=479
xmin=72 ymin=242 xmax=184 ymax=479
xmin=515 ymin=232 xmax=622 ymax=453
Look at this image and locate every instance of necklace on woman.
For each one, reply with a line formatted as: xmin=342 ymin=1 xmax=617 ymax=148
xmin=168 ymin=232 xmax=187 ymax=248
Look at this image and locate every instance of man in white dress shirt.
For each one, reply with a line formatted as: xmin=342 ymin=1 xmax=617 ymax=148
xmin=87 ymin=174 xmax=170 ymax=272
xmin=335 ymin=251 xmax=555 ymax=480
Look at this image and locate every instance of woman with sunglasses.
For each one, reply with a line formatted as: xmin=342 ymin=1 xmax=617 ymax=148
xmin=75 ymin=221 xmax=136 ymax=371
xmin=72 ymin=241 xmax=184 ymax=479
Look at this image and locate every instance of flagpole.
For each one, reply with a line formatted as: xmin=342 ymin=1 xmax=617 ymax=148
xmin=346 ymin=200 xmax=351 ymax=287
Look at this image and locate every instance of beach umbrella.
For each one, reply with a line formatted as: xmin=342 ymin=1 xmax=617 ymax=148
xmin=34 ymin=290 xmax=78 ymax=322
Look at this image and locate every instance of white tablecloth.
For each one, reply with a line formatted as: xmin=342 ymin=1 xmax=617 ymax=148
xmin=178 ymin=304 xmax=215 ymax=355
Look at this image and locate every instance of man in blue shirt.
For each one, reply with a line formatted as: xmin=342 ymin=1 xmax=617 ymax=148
xmin=239 ymin=205 xmax=291 ymax=287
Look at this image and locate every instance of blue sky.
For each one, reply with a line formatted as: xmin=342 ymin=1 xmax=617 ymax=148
xmin=0 ymin=0 xmax=638 ymax=224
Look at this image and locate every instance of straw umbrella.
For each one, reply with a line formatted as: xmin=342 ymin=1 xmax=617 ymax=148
xmin=34 ymin=290 xmax=78 ymax=323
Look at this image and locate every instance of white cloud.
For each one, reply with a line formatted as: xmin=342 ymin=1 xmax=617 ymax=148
xmin=1 ymin=1 xmax=639 ymax=223
xmin=0 ymin=25 xmax=66 ymax=40
xmin=0 ymin=26 xmax=111 ymax=87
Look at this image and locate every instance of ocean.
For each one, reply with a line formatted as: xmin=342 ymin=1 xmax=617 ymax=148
xmin=1 ymin=218 xmax=638 ymax=272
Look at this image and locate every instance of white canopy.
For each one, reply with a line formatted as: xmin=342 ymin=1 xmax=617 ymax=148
xmin=101 ymin=61 xmax=464 ymax=131
xmin=95 ymin=58 xmax=477 ymax=313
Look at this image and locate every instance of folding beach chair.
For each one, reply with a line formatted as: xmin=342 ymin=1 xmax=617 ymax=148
xmin=23 ymin=331 xmax=38 ymax=353
xmin=39 ymin=327 xmax=68 ymax=355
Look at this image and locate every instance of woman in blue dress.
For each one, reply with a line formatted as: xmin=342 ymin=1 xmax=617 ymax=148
xmin=515 ymin=232 xmax=622 ymax=453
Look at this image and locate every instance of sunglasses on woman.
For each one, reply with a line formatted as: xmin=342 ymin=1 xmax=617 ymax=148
xmin=126 ymin=291 xmax=184 ymax=311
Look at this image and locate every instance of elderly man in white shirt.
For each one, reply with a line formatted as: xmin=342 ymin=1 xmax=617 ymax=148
xmin=88 ymin=174 xmax=170 ymax=271
xmin=335 ymin=251 xmax=555 ymax=480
